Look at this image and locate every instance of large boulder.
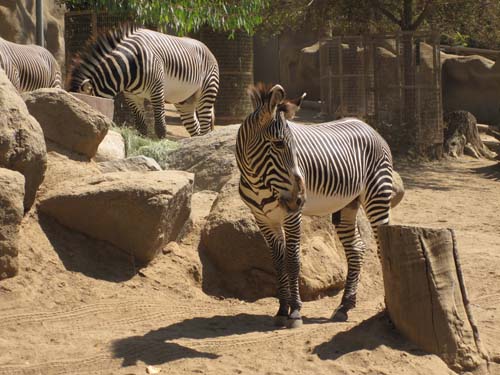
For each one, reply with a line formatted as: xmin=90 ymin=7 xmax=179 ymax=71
xmin=201 ymin=175 xmax=346 ymax=301
xmin=391 ymin=170 xmax=405 ymax=208
xmin=94 ymin=129 xmax=125 ymax=162
xmin=98 ymin=155 xmax=162 ymax=173
xmin=23 ymin=88 xmax=111 ymax=158
xmin=0 ymin=168 xmax=24 ymax=280
xmin=165 ymin=125 xmax=239 ymax=192
xmin=39 ymin=170 xmax=194 ymax=263
xmin=0 ymin=68 xmax=47 ymax=211
xmin=442 ymin=54 xmax=500 ymax=125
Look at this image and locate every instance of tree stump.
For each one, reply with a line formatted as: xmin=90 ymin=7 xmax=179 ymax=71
xmin=444 ymin=111 xmax=496 ymax=159
xmin=378 ymin=225 xmax=489 ymax=374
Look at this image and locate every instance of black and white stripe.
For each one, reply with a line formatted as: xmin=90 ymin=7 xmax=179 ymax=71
xmin=0 ymin=37 xmax=61 ymax=92
xmin=236 ymin=84 xmax=393 ymax=327
xmin=69 ymin=26 xmax=219 ymax=138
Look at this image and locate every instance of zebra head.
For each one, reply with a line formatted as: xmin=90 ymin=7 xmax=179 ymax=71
xmin=68 ymin=62 xmax=97 ymax=96
xmin=79 ymin=78 xmax=95 ymax=95
xmin=241 ymin=84 xmax=306 ymax=213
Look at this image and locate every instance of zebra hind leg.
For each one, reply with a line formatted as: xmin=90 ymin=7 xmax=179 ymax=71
xmin=196 ymin=82 xmax=218 ymax=135
xmin=175 ymin=101 xmax=201 ymax=137
xmin=332 ymin=198 xmax=366 ymax=322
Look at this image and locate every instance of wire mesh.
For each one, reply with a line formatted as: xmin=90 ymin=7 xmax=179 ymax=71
xmin=320 ymin=32 xmax=443 ymax=155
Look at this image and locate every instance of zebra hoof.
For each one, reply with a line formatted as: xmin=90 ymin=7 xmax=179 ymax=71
xmin=331 ymin=306 xmax=349 ymax=322
xmin=286 ymin=317 xmax=303 ymax=329
xmin=274 ymin=314 xmax=288 ymax=327
xmin=286 ymin=309 xmax=303 ymax=329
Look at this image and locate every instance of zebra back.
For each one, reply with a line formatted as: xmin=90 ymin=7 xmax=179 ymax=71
xmin=0 ymin=37 xmax=61 ymax=92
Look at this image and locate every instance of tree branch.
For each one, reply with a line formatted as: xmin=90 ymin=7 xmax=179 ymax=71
xmin=371 ymin=0 xmax=402 ymax=27
xmin=410 ymin=0 xmax=434 ymax=30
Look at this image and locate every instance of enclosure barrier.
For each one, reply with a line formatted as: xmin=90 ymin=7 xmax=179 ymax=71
xmin=320 ymin=32 xmax=443 ymax=157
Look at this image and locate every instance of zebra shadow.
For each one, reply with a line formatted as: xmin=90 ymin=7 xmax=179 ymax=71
xmin=112 ymin=313 xmax=275 ymax=366
xmin=313 ymin=311 xmax=427 ymax=361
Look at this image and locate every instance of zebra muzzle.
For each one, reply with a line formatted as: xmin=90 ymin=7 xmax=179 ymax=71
xmin=279 ymin=175 xmax=306 ymax=213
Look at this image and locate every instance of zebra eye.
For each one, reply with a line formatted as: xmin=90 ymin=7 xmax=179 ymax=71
xmin=273 ymin=140 xmax=285 ymax=149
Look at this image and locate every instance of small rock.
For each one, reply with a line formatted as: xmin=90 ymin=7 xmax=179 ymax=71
xmin=94 ymin=130 xmax=125 ymax=162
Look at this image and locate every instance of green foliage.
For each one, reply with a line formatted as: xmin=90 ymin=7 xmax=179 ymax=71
xmin=115 ymin=126 xmax=179 ymax=168
xmin=261 ymin=0 xmax=500 ymax=49
xmin=61 ymin=0 xmax=269 ymax=35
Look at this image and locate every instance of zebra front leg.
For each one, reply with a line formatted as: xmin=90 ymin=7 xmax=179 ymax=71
xmin=255 ymin=217 xmax=290 ymax=327
xmin=123 ymin=93 xmax=148 ymax=136
xmin=332 ymin=199 xmax=366 ymax=322
xmin=284 ymin=211 xmax=303 ymax=328
xmin=149 ymin=87 xmax=168 ymax=139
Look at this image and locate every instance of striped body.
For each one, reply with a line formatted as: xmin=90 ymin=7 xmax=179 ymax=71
xmin=69 ymin=27 xmax=219 ymax=138
xmin=0 ymin=37 xmax=61 ymax=91
xmin=237 ymin=85 xmax=393 ymax=327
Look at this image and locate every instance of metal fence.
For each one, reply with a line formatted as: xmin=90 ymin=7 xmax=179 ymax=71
xmin=320 ymin=32 xmax=443 ymax=156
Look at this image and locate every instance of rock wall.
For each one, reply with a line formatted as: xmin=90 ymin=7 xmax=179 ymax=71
xmin=442 ymin=53 xmax=500 ymax=125
xmin=0 ymin=0 xmax=65 ymax=71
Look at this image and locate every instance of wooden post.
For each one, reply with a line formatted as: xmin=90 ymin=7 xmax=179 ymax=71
xmin=378 ymin=225 xmax=489 ymax=374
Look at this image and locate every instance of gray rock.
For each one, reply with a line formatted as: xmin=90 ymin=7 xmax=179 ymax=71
xmin=0 ymin=68 xmax=47 ymax=212
xmin=39 ymin=170 xmax=194 ymax=263
xmin=23 ymin=88 xmax=111 ymax=158
xmin=165 ymin=125 xmax=239 ymax=192
xmin=98 ymin=155 xmax=162 ymax=173
xmin=0 ymin=168 xmax=24 ymax=280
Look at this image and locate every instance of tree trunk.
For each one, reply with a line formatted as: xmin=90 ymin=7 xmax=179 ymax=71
xmin=444 ymin=111 xmax=496 ymax=159
xmin=378 ymin=225 xmax=489 ymax=374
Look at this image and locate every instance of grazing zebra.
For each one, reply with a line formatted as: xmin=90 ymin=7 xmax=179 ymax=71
xmin=0 ymin=37 xmax=61 ymax=92
xmin=68 ymin=26 xmax=219 ymax=138
xmin=236 ymin=84 xmax=393 ymax=328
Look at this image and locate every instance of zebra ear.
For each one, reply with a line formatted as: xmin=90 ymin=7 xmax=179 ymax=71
xmin=269 ymin=84 xmax=285 ymax=114
xmin=279 ymin=93 xmax=306 ymax=120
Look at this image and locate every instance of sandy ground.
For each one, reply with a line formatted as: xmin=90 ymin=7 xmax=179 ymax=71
xmin=0 ymin=119 xmax=499 ymax=375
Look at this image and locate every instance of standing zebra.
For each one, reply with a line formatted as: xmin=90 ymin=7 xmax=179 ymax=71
xmin=237 ymin=84 xmax=393 ymax=328
xmin=0 ymin=37 xmax=61 ymax=92
xmin=68 ymin=26 xmax=219 ymax=138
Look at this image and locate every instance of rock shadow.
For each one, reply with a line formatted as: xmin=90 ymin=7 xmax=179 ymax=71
xmin=112 ymin=313 xmax=276 ymax=366
xmin=313 ymin=311 xmax=426 ymax=361
xmin=38 ymin=212 xmax=137 ymax=282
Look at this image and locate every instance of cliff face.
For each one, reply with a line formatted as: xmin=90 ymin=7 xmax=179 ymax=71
xmin=0 ymin=0 xmax=65 ymax=71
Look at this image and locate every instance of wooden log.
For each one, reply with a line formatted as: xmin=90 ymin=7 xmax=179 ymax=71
xmin=378 ymin=225 xmax=489 ymax=374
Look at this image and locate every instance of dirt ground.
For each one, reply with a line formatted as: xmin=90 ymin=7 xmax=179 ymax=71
xmin=0 ymin=119 xmax=499 ymax=375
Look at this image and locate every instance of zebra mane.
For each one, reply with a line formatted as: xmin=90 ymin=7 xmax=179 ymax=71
xmin=248 ymin=83 xmax=305 ymax=119
xmin=248 ymin=82 xmax=276 ymax=106
xmin=67 ymin=23 xmax=139 ymax=91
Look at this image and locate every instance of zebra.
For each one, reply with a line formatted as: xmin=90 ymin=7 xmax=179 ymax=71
xmin=0 ymin=37 xmax=61 ymax=92
xmin=68 ymin=26 xmax=219 ymax=138
xmin=236 ymin=83 xmax=393 ymax=328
